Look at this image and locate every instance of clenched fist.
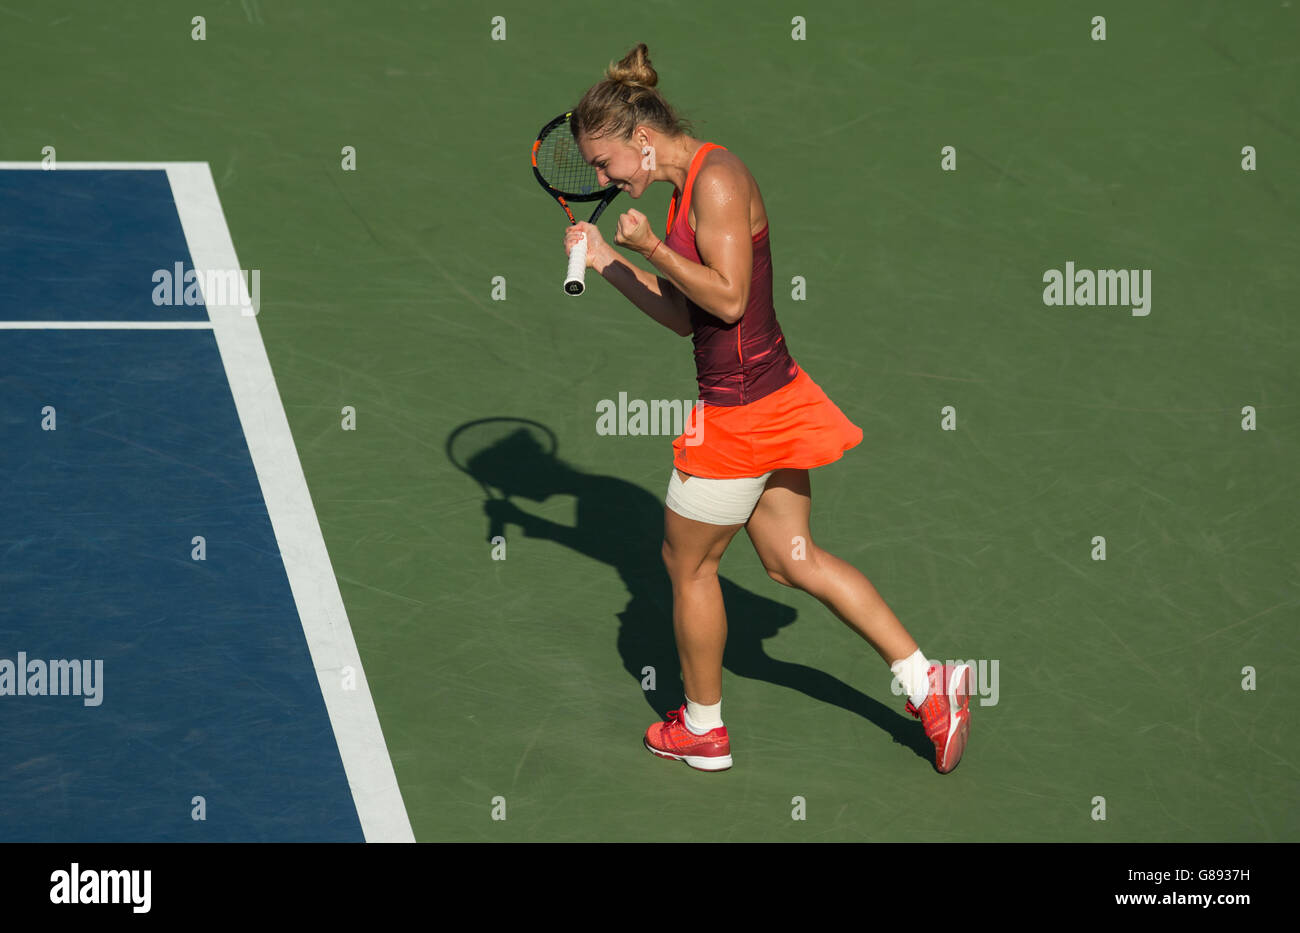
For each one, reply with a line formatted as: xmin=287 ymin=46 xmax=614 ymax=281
xmin=614 ymin=208 xmax=660 ymax=256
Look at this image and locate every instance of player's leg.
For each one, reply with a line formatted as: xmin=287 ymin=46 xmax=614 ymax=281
xmin=661 ymin=468 xmax=746 ymax=705
xmin=744 ymin=468 xmax=917 ymax=662
xmin=646 ymin=467 xmax=765 ymax=771
xmin=744 ymin=468 xmax=971 ymax=772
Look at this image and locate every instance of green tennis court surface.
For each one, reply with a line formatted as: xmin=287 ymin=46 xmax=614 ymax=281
xmin=3 ymin=0 xmax=1296 ymax=841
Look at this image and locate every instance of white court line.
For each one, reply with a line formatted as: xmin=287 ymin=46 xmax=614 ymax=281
xmin=165 ymin=164 xmax=415 ymax=843
xmin=2 ymin=162 xmax=415 ymax=842
xmin=0 ymin=321 xmax=213 ymax=329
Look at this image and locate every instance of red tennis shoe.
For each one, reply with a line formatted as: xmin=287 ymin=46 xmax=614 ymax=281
xmin=906 ymin=663 xmax=972 ymax=774
xmin=644 ymin=705 xmax=733 ymax=771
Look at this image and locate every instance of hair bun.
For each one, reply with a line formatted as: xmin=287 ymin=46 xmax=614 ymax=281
xmin=607 ymin=42 xmax=658 ymax=90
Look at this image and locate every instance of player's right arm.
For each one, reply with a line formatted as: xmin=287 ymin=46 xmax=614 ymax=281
xmin=565 ymin=221 xmax=692 ymax=337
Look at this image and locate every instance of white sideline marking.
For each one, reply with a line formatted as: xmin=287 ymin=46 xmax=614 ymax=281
xmin=166 ymin=163 xmax=415 ymax=843
xmin=3 ymin=161 xmax=415 ymax=842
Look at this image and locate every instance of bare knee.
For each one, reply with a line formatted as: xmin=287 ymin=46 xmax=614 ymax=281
xmin=765 ymin=563 xmax=794 ymax=587
xmin=661 ymin=537 xmax=676 ymax=574
xmin=763 ymin=543 xmax=822 ymax=589
xmin=764 ymin=558 xmax=795 ymax=587
xmin=662 ymin=538 xmax=714 ymax=583
xmin=766 ymin=564 xmax=806 ymax=588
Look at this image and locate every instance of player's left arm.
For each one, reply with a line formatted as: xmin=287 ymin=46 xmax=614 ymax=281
xmin=649 ymin=163 xmax=753 ymax=324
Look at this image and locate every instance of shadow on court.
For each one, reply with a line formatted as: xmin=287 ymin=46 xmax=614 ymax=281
xmin=448 ymin=417 xmax=930 ymax=764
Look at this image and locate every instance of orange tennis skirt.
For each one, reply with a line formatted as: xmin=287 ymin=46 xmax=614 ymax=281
xmin=671 ymin=364 xmax=863 ymax=479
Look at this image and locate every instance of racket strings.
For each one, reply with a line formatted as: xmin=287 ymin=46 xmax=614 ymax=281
xmin=537 ymin=126 xmax=601 ymax=197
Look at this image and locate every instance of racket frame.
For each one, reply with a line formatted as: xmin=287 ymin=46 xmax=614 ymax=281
xmin=531 ymin=111 xmax=621 ymax=295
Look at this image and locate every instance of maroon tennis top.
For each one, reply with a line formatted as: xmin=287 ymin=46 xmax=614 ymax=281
xmin=664 ymin=143 xmax=798 ymax=407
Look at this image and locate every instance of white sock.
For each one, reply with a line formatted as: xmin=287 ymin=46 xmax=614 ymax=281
xmin=684 ymin=697 xmax=723 ymax=734
xmin=890 ymin=649 xmax=933 ymax=708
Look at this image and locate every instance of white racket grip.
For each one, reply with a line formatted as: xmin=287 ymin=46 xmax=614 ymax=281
xmin=564 ymin=233 xmax=588 ymax=296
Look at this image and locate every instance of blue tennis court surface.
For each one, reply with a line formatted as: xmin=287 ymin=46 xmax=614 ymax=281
xmin=0 ymin=166 xmax=405 ymax=841
xmin=0 ymin=170 xmax=209 ymax=322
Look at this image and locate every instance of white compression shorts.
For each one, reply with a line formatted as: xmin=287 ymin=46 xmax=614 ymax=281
xmin=665 ymin=468 xmax=775 ymax=526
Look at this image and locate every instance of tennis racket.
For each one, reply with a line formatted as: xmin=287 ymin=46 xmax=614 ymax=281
xmin=531 ymin=111 xmax=621 ymax=296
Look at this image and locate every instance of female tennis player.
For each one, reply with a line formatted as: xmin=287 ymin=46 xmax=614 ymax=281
xmin=562 ymin=43 xmax=972 ymax=774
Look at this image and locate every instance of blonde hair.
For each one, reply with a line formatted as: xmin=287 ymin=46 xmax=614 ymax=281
xmin=571 ymin=43 xmax=694 ymax=143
